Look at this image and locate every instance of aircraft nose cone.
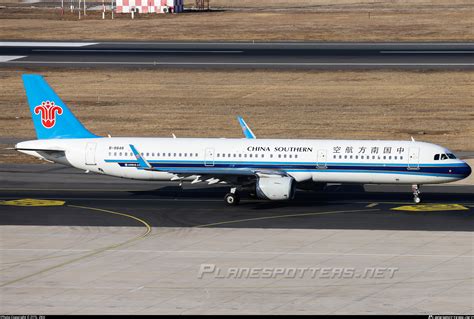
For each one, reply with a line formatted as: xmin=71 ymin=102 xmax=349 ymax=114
xmin=463 ymin=162 xmax=472 ymax=178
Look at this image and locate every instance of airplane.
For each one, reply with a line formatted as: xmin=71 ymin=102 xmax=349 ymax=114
xmin=16 ymin=74 xmax=471 ymax=206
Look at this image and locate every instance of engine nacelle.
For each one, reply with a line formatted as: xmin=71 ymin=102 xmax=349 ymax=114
xmin=256 ymin=176 xmax=296 ymax=200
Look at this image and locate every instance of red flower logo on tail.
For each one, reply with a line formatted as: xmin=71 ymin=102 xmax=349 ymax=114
xmin=34 ymin=101 xmax=63 ymax=129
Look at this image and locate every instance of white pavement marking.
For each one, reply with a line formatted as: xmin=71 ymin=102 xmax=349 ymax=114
xmin=33 ymin=49 xmax=244 ymax=53
xmin=0 ymin=56 xmax=26 ymax=62
xmin=366 ymin=203 xmax=379 ymax=208
xmin=5 ymin=61 xmax=474 ymax=66
xmin=0 ymin=42 xmax=97 ymax=47
xmin=381 ymin=51 xmax=474 ymax=54
xmin=96 ymin=41 xmax=474 ymax=46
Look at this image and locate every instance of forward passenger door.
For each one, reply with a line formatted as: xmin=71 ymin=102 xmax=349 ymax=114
xmin=408 ymin=147 xmax=420 ymax=169
xmin=317 ymin=149 xmax=327 ymax=168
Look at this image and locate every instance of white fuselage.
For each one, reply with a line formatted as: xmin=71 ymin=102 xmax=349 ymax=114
xmin=17 ymin=137 xmax=471 ymax=185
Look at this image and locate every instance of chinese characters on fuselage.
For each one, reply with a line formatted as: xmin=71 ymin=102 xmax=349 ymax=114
xmin=333 ymin=146 xmax=405 ymax=155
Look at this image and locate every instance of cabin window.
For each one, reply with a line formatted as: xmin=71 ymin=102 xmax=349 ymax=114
xmin=289 ymin=154 xmax=292 ymax=159
xmin=278 ymin=154 xmax=281 ymax=158
xmin=344 ymin=155 xmax=347 ymax=159
xmin=270 ymin=154 xmax=273 ymax=158
xmin=383 ymin=156 xmax=386 ymax=160
xmin=216 ymin=153 xmax=220 ymax=158
xmin=249 ymin=154 xmax=252 ymax=158
xmin=168 ymin=153 xmax=171 ymax=157
xmin=295 ymin=155 xmax=298 ymax=159
xmin=400 ymin=156 xmax=403 ymax=160
xmin=350 ymin=155 xmax=353 ymax=159
xmin=261 ymin=154 xmax=264 ymax=158
xmin=355 ymin=155 xmax=358 ymax=159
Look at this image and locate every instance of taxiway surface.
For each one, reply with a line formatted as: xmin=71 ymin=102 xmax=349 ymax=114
xmin=1 ymin=164 xmax=473 ymax=231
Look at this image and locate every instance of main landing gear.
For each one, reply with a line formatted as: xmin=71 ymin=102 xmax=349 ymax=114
xmin=224 ymin=187 xmax=240 ymax=206
xmin=412 ymin=184 xmax=421 ymax=204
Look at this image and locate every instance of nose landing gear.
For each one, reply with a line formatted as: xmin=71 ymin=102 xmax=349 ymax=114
xmin=412 ymin=184 xmax=421 ymax=204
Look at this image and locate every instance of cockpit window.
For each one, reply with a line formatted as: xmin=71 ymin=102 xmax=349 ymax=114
xmin=434 ymin=154 xmax=440 ymax=160
xmin=440 ymin=154 xmax=448 ymax=160
xmin=447 ymin=153 xmax=456 ymax=159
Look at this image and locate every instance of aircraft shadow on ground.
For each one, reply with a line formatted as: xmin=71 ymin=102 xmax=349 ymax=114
xmin=128 ymin=185 xmax=474 ymax=205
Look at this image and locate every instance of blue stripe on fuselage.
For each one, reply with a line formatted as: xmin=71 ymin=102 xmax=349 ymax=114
xmin=104 ymin=159 xmax=469 ymax=178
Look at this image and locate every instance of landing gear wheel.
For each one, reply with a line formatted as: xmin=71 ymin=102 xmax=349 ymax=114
xmin=225 ymin=193 xmax=240 ymax=206
xmin=412 ymin=184 xmax=422 ymax=204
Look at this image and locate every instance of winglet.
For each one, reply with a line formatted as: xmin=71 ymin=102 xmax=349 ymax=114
xmin=129 ymin=144 xmax=152 ymax=169
xmin=237 ymin=116 xmax=256 ymax=139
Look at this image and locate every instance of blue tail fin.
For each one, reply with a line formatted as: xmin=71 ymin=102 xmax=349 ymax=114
xmin=22 ymin=74 xmax=98 ymax=139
